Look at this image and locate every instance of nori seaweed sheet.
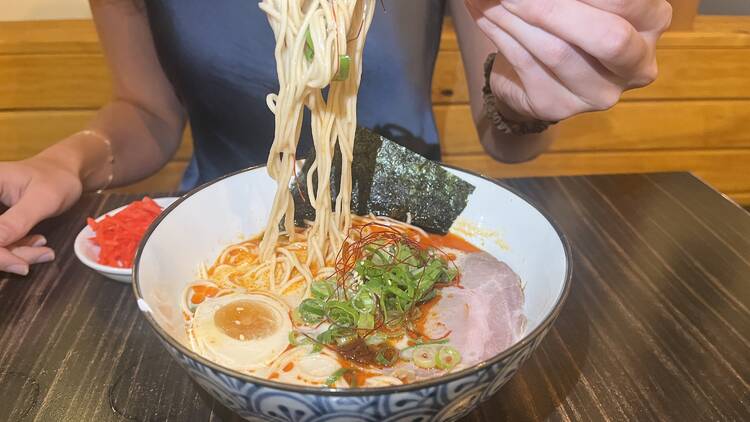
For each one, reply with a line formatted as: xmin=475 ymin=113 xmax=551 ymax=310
xmin=290 ymin=127 xmax=475 ymax=234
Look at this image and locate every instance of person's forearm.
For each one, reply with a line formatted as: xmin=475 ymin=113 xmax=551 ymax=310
xmin=89 ymin=99 xmax=186 ymax=188
xmin=35 ymin=99 xmax=185 ymax=192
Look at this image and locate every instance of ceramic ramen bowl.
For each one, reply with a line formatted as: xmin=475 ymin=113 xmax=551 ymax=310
xmin=133 ymin=165 xmax=571 ymax=422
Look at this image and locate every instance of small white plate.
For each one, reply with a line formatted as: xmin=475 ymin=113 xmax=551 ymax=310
xmin=74 ymin=197 xmax=179 ymax=283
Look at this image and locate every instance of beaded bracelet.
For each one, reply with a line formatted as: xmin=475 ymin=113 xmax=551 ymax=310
xmin=483 ymin=52 xmax=556 ymax=135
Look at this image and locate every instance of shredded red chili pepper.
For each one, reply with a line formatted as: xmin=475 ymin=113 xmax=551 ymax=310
xmin=86 ymin=197 xmax=163 ymax=268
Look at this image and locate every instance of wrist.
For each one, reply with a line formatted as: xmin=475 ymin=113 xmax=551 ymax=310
xmin=34 ymin=131 xmax=114 ymax=192
xmin=491 ymin=98 xmax=536 ymax=124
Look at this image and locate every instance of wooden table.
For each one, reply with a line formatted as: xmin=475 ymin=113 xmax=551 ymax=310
xmin=1 ymin=172 xmax=748 ymax=421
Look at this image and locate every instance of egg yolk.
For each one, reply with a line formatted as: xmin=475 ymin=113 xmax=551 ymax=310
xmin=214 ymin=300 xmax=278 ymax=341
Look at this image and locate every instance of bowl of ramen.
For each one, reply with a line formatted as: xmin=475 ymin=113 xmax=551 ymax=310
xmin=133 ymin=162 xmax=571 ymax=422
xmin=134 ymin=2 xmax=569 ymax=419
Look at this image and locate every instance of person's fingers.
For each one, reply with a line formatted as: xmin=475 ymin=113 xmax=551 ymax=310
xmin=479 ymin=3 xmax=624 ymax=111
xmin=13 ymin=235 xmax=47 ymax=248
xmin=0 ymin=234 xmax=54 ymax=275
xmin=467 ymin=1 xmax=590 ymax=121
xmin=488 ymin=56 xmax=534 ymax=118
xmin=577 ymin=0 xmax=673 ymax=33
xmin=0 ymin=248 xmax=30 ymax=275
xmin=497 ymin=0 xmax=653 ymax=82
xmin=9 ymin=246 xmax=55 ymax=265
xmin=0 ymin=185 xmax=60 ymax=247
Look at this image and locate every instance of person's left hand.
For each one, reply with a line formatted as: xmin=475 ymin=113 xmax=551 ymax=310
xmin=465 ymin=0 xmax=672 ymax=122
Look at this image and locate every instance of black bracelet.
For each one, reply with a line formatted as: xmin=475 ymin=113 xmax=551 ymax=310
xmin=483 ymin=53 xmax=556 ymax=135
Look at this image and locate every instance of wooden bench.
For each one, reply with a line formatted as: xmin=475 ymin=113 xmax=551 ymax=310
xmin=1 ymin=16 xmax=749 ymax=205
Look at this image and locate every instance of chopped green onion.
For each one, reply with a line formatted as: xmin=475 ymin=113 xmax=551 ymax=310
xmin=304 ymin=28 xmax=314 ymax=62
xmin=444 ymin=266 xmax=459 ymax=283
xmin=325 ymin=368 xmax=352 ymax=387
xmin=357 ymin=312 xmax=375 ymax=330
xmin=419 ymin=289 xmax=437 ymax=303
xmin=298 ymin=298 xmax=325 ymax=324
xmin=333 ymin=55 xmax=351 ymax=81
xmin=288 ymin=331 xmax=315 ymax=347
xmin=352 ymin=290 xmax=375 ymax=313
xmin=365 ymin=332 xmax=387 ymax=346
xmin=399 ymin=347 xmax=414 ymax=361
xmin=436 ymin=346 xmax=461 ymax=370
xmin=311 ymin=280 xmax=335 ymax=300
xmin=316 ymin=327 xmax=335 ymax=345
xmin=325 ymin=301 xmax=358 ymax=328
xmin=375 ymin=346 xmax=399 ymax=367
xmin=290 ymin=309 xmax=305 ymax=326
xmin=317 ymin=326 xmax=354 ymax=345
xmin=400 ymin=338 xmax=449 ymax=360
xmin=417 ymin=338 xmax=449 ymax=346
xmin=292 ymin=236 xmax=457 ymax=369
xmin=413 ymin=345 xmax=437 ymax=369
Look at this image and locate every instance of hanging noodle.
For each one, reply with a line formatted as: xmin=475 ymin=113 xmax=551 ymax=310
xmin=251 ymin=0 xmax=376 ymax=292
xmin=180 ymin=2 xmax=515 ymax=389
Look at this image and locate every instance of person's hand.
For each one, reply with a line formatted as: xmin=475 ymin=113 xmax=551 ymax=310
xmin=0 ymin=157 xmax=83 ymax=275
xmin=465 ymin=0 xmax=672 ymax=122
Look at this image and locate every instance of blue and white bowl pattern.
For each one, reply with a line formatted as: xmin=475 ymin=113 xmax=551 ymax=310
xmin=134 ymin=164 xmax=571 ymax=422
xmin=162 ymin=327 xmax=549 ymax=422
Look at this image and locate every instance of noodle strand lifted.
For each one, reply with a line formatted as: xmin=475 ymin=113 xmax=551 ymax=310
xmin=258 ymin=0 xmax=376 ymax=291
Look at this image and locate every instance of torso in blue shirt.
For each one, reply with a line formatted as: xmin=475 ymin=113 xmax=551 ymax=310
xmin=145 ymin=0 xmax=446 ymax=189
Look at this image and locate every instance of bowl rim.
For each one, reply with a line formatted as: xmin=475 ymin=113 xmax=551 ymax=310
xmin=132 ymin=164 xmax=573 ymax=396
xmin=74 ymin=197 xmax=179 ymax=275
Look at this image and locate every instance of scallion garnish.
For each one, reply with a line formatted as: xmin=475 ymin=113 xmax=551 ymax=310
xmin=412 ymin=345 xmax=437 ymax=369
xmin=436 ymin=346 xmax=461 ymax=370
xmin=292 ymin=223 xmax=458 ymax=367
xmin=375 ymin=346 xmax=399 ymax=367
xmin=325 ymin=300 xmax=358 ymax=328
xmin=298 ymin=298 xmax=325 ymax=324
xmin=325 ymin=368 xmax=352 ymax=387
xmin=333 ymin=55 xmax=351 ymax=81
xmin=304 ymin=28 xmax=314 ymax=62
xmin=311 ymin=279 xmax=335 ymax=300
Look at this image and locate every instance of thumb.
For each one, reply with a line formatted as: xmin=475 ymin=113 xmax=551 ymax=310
xmin=0 ymin=186 xmax=57 ymax=247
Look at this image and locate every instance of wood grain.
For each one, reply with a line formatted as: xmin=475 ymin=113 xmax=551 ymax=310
xmin=435 ymin=15 xmax=750 ymax=51
xmin=7 ymin=20 xmax=750 ymax=111
xmin=0 ymin=110 xmax=193 ymax=161
xmin=2 ymin=17 xmax=750 ymax=206
xmin=731 ymin=192 xmax=750 ymax=206
xmin=1 ymin=173 xmax=749 ymax=421
xmin=433 ymin=49 xmax=750 ymax=104
xmin=0 ymin=20 xmax=101 ymax=55
xmin=667 ymin=0 xmax=699 ymax=31
xmin=6 ymin=46 xmax=749 ymax=111
xmin=443 ymin=149 xmax=750 ymax=196
xmin=693 ymin=15 xmax=750 ymax=34
xmin=4 ymin=17 xmax=740 ymax=55
xmin=0 ymin=54 xmax=110 ymax=110
xmin=436 ymin=102 xmax=750 ymax=154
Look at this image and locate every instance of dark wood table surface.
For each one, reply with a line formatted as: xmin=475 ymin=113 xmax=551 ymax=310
xmin=1 ymin=172 xmax=749 ymax=422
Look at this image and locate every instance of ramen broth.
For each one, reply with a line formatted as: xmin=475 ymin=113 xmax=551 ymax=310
xmin=182 ymin=217 xmax=525 ymax=388
xmin=179 ymin=0 xmax=525 ymax=388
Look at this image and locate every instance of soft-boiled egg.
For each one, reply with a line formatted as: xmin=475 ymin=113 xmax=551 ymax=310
xmin=190 ymin=293 xmax=291 ymax=371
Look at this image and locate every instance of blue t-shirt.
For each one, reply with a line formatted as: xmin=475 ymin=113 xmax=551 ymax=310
xmin=145 ymin=0 xmax=446 ymax=189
